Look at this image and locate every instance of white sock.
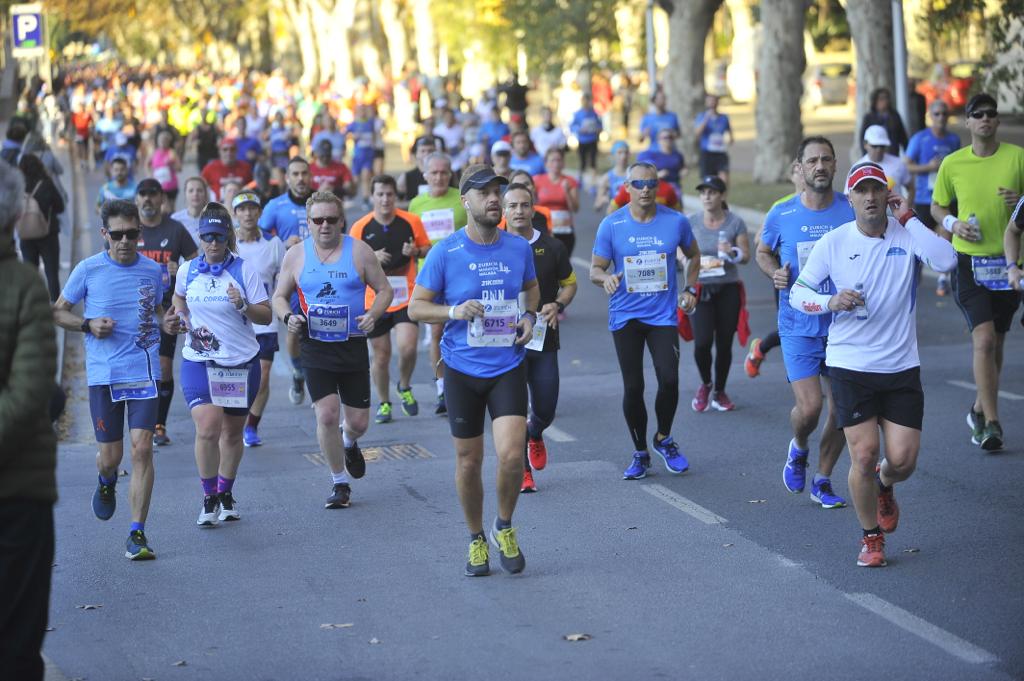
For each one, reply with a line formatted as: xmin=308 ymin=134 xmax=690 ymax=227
xmin=342 ymin=431 xmax=355 ymax=448
xmin=332 ymin=471 xmax=350 ymax=485
xmin=436 ymin=378 xmax=444 ymax=396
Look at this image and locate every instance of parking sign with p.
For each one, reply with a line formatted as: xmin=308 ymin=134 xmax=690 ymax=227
xmin=10 ymin=4 xmax=45 ymax=58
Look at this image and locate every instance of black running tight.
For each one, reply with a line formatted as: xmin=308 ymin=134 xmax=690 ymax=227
xmin=611 ymin=321 xmax=679 ymax=451
xmin=690 ymin=282 xmax=741 ymax=391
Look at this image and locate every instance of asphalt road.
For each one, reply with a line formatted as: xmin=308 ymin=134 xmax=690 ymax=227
xmin=44 ymin=140 xmax=1024 ymax=681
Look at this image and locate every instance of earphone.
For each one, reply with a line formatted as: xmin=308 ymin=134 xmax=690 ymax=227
xmin=196 ymin=254 xmax=234 ymax=276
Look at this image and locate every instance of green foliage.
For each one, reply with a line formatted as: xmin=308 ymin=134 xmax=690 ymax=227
xmin=499 ymin=0 xmax=622 ymax=77
xmin=806 ymin=0 xmax=849 ymax=52
xmin=982 ymin=0 xmax=1024 ymax=108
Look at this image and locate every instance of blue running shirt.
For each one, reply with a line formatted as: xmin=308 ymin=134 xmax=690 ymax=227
xmin=760 ymin=192 xmax=854 ymax=337
xmin=61 ymin=252 xmax=165 ymax=386
xmin=416 ymin=229 xmax=537 ymax=378
xmin=259 ymin=192 xmax=309 ymax=242
xmin=593 ymin=204 xmax=694 ymax=331
xmin=905 ymin=128 xmax=960 ymax=205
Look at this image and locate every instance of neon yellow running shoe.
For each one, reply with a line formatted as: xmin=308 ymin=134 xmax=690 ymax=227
xmin=489 ymin=522 xmax=525 ymax=574
xmin=465 ymin=535 xmax=490 ymax=577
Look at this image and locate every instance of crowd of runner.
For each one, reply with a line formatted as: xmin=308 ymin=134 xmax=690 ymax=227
xmin=6 ymin=62 xmax=1024 ymax=579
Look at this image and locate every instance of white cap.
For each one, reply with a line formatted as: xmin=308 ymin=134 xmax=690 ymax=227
xmin=863 ymin=125 xmax=891 ymax=147
xmin=490 ymin=140 xmax=512 ymax=155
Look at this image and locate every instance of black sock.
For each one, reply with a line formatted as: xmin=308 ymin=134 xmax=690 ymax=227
xmin=157 ymin=379 xmax=174 ymax=425
xmin=863 ymin=526 xmax=882 ymax=537
xmin=247 ymin=412 xmax=261 ymax=428
xmin=470 ymin=531 xmax=485 ymax=541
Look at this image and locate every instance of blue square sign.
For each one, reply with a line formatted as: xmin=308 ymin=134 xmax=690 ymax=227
xmin=10 ymin=4 xmax=45 ymax=58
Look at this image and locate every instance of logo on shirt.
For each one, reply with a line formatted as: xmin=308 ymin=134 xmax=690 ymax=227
xmin=134 ymin=281 xmax=160 ymax=351
xmin=848 ymin=254 xmax=861 ymax=260
xmin=886 ymin=246 xmax=907 ymax=257
xmin=318 ymin=282 xmax=337 ymax=298
xmin=160 ymin=238 xmax=169 ymax=248
xmin=189 ymin=326 xmax=221 ymax=354
xmin=365 ymin=233 xmax=376 ymax=240
xmin=469 ymin=263 xmax=477 ymax=271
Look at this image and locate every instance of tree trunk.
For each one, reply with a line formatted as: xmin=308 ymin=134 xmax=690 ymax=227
xmin=412 ymin=0 xmax=437 ymax=78
xmin=353 ymin=0 xmax=384 ymax=84
xmin=281 ymin=0 xmax=320 ymax=88
xmin=614 ymin=0 xmax=645 ymax=71
xmin=847 ymin=0 xmax=895 ymax=161
xmin=664 ymin=0 xmax=723 ymax=160
xmin=753 ymin=0 xmax=809 ymax=183
xmin=377 ymin=0 xmax=409 ymax=79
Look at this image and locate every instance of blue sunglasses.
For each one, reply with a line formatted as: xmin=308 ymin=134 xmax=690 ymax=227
xmin=629 ymin=179 xmax=658 ymax=190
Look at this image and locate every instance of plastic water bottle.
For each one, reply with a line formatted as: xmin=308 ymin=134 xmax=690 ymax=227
xmin=855 ymin=283 xmax=868 ymax=320
xmin=717 ymin=230 xmax=730 ymax=259
xmin=967 ymin=213 xmax=980 ymax=242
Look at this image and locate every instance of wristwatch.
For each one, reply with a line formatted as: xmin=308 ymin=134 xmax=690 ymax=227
xmin=683 ymin=286 xmax=698 ymax=297
xmin=556 ymin=301 xmax=566 ymax=314
xmin=283 ymin=312 xmax=292 ymax=325
xmin=81 ymin=318 xmax=91 ymax=334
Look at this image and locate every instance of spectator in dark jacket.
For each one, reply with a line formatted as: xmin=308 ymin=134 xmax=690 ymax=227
xmin=0 ymin=159 xmax=58 ymax=681
xmin=858 ymin=87 xmax=909 ymax=155
xmin=0 ymin=120 xmax=28 ymax=166
xmin=18 ymin=153 xmax=65 ymax=301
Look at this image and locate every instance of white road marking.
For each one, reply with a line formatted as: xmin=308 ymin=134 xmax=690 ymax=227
xmin=845 ymin=593 xmax=999 ymax=665
xmin=570 ymin=256 xmax=591 ymax=270
xmin=641 ymin=484 xmax=728 ymax=525
xmin=544 ymin=425 xmax=576 ymax=442
xmin=947 ymin=379 xmax=1024 ymax=401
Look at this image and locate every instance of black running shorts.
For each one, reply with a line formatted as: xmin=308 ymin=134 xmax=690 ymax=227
xmin=829 ymin=366 xmax=923 ymax=431
xmin=444 ymin=362 xmax=528 ymax=439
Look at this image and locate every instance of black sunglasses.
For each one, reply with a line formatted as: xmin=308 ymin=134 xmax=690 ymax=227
xmin=310 ymin=216 xmax=341 ymax=225
xmin=968 ymin=109 xmax=998 ymax=120
xmin=199 ymin=232 xmax=228 ymax=243
xmin=107 ymin=229 xmax=141 ymax=241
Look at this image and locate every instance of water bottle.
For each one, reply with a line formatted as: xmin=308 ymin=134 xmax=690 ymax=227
xmin=967 ymin=213 xmax=980 ymax=242
xmin=470 ymin=315 xmax=484 ymax=338
xmin=855 ymin=282 xmax=868 ymax=320
xmin=717 ymin=230 xmax=730 ymax=260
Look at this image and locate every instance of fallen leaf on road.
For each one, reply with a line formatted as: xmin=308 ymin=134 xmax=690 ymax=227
xmin=76 ymin=604 xmax=102 ymax=610
xmin=320 ymin=623 xmax=354 ymax=630
xmin=626 ymin=526 xmax=638 ymax=530
xmin=369 ymin=637 xmax=381 ymax=645
xmin=747 ymin=499 xmax=767 ymax=504
xmin=564 ymin=633 xmax=592 ymax=642
xmin=722 ymin=543 xmax=734 ymax=548
xmin=173 ymin=660 xmax=187 ymax=666
xmin=903 ymin=548 xmax=921 ymax=553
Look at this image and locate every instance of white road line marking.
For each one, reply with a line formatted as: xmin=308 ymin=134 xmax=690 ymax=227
xmin=845 ymin=593 xmax=999 ymax=665
xmin=947 ymin=379 xmax=1024 ymax=401
xmin=544 ymin=425 xmax=576 ymax=442
xmin=642 ymin=484 xmax=728 ymax=525
xmin=570 ymin=256 xmax=591 ymax=270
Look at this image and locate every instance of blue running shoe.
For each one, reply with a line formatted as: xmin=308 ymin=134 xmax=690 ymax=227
xmin=810 ymin=477 xmax=846 ymax=508
xmin=92 ymin=476 xmax=116 ymax=520
xmin=783 ymin=439 xmax=809 ymax=493
xmin=243 ymin=425 xmax=262 ymax=447
xmin=652 ymin=435 xmax=689 ymax=474
xmin=623 ymin=452 xmax=651 ymax=480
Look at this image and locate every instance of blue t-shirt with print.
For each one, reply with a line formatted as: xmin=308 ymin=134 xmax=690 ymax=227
xmin=761 ymin=192 xmax=854 ymax=338
xmin=61 ymin=252 xmax=164 ymax=386
xmin=695 ymin=111 xmax=731 ymax=153
xmin=905 ymin=128 xmax=961 ymax=205
xmin=416 ymin=229 xmax=537 ymax=378
xmin=259 ymin=192 xmax=309 ymax=242
xmin=640 ymin=111 xmax=680 ymax=145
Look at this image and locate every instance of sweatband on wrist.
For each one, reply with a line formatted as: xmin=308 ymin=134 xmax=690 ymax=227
xmin=897 ymin=210 xmax=915 ymax=226
xmin=942 ymin=214 xmax=957 ymax=233
xmin=448 ymin=306 xmax=456 ymax=320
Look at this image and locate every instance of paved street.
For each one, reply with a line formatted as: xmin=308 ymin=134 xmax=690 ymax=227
xmin=45 ymin=134 xmax=1024 ymax=681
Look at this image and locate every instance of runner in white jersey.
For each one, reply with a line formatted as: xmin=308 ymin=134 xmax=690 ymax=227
xmin=790 ymin=162 xmax=956 ymax=567
xmin=170 ymin=176 xmax=210 ymax=244
xmin=232 ymin=191 xmax=285 ymax=447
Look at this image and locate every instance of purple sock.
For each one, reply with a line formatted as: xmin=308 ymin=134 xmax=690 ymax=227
xmin=201 ymin=477 xmax=218 ymax=496
xmin=130 ymin=521 xmax=144 ymax=533
xmin=217 ymin=475 xmax=234 ymax=494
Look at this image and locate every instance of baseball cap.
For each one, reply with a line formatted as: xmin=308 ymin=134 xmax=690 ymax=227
xmin=490 ymin=140 xmax=512 ymax=156
xmin=231 ymin=191 xmax=262 ymax=211
xmin=198 ymin=214 xmax=231 ymax=236
xmin=315 ymin=138 xmax=333 ymax=152
xmin=136 ymin=178 xmax=164 ymax=195
xmin=610 ymin=140 xmax=629 ymax=154
xmin=696 ymin=175 xmax=727 ymax=193
xmin=459 ymin=164 xmax=510 ymax=195
xmin=863 ymin=125 xmax=891 ymax=147
xmin=846 ymin=162 xmax=888 ymax=191
xmin=965 ymin=93 xmax=997 ymax=115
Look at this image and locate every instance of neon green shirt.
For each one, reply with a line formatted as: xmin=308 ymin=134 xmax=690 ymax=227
xmin=932 ymin=142 xmax=1024 ymax=256
xmin=408 ymin=188 xmax=468 ymax=245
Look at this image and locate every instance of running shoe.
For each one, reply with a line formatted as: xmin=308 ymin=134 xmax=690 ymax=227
xmin=243 ymin=425 xmax=262 ymax=447
xmin=521 ymin=468 xmax=537 ymax=493
xmin=810 ymin=477 xmax=846 ymax=509
xmin=489 ymin=521 xmax=525 ymax=574
xmin=218 ymin=492 xmax=240 ymax=521
xmin=289 ymin=370 xmax=305 ymax=405
xmin=345 ymin=441 xmax=366 ymax=479
xmin=325 ymin=483 xmax=351 ymax=509
xmin=692 ymin=383 xmax=711 ymax=412
xmin=783 ymin=439 xmax=809 ymax=493
xmin=652 ymin=436 xmax=689 ymax=474
xmin=967 ymin=406 xmax=985 ymax=445
xmin=622 ymin=452 xmax=651 ymax=480
xmin=876 ymin=466 xmax=899 ymax=533
xmin=744 ymin=337 xmax=764 ymax=378
xmin=465 ymin=535 xmax=490 ymax=577
xmin=710 ymin=390 xmax=736 ymax=412
xmin=980 ymin=420 xmax=1004 ymax=451
xmin=435 ymin=393 xmax=447 ymax=416
xmin=375 ymin=402 xmax=393 ymax=424
xmin=197 ymin=495 xmax=220 ymax=527
xmin=857 ymin=533 xmax=887 ymax=567
xmin=398 ymin=384 xmax=419 ymax=416
xmin=92 ymin=477 xmax=116 ymax=520
xmin=936 ymin=274 xmax=950 ymax=297
xmin=152 ymin=424 xmax=170 ymax=446
xmin=125 ymin=530 xmax=156 ymax=561
xmin=527 ymin=436 xmax=547 ymax=471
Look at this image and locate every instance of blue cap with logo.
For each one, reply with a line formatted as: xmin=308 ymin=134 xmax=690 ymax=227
xmin=198 ymin=214 xmax=231 ymax=236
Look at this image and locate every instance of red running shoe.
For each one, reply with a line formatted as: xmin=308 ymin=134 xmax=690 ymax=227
xmin=857 ymin=533 xmax=887 ymax=567
xmin=744 ymin=338 xmax=764 ymax=378
xmin=876 ymin=464 xmax=899 ymax=533
xmin=520 ymin=469 xmax=537 ymax=493
xmin=527 ymin=436 xmax=547 ymax=471
xmin=711 ymin=390 xmax=735 ymax=411
xmin=692 ymin=383 xmax=711 ymax=412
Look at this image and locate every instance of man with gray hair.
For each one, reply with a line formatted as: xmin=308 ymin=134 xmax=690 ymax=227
xmin=0 ymin=160 xmax=57 ymax=679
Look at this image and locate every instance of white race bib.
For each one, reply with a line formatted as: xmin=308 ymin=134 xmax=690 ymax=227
xmin=707 ymin=132 xmax=726 ymax=153
xmin=307 ymin=304 xmax=350 ymax=342
xmin=388 ymin=275 xmax=409 ymax=306
xmin=422 ymin=209 xmax=456 ymax=242
xmin=972 ymin=255 xmax=1010 ymax=291
xmin=624 ymin=253 xmax=669 ymax=293
xmin=525 ymin=316 xmax=547 ymax=351
xmin=153 ymin=166 xmax=173 ymax=185
xmin=109 ymin=380 xmax=157 ymax=402
xmin=467 ymin=299 xmax=518 ymax=347
xmin=206 ymin=366 xmax=248 ymax=408
xmin=551 ymin=209 xmax=573 ymax=235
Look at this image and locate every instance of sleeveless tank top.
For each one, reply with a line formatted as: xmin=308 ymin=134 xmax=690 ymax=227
xmin=296 ymin=235 xmax=367 ymax=357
